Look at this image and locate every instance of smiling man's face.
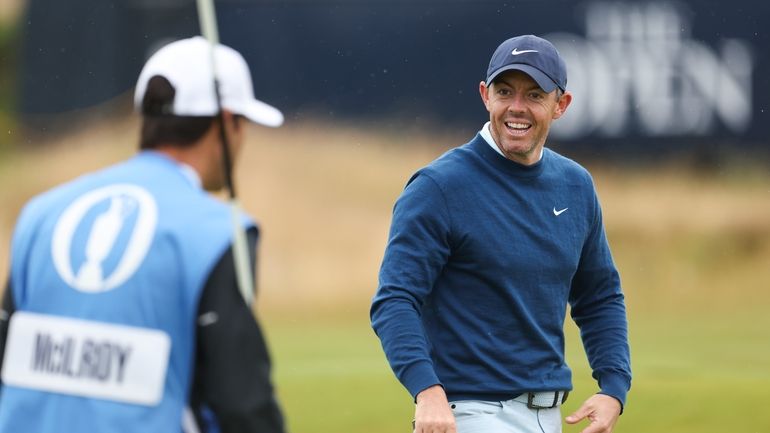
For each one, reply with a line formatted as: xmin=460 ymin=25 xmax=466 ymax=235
xmin=479 ymin=70 xmax=572 ymax=165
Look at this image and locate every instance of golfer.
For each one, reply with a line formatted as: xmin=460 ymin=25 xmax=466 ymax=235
xmin=0 ymin=37 xmax=285 ymax=433
xmin=371 ymin=34 xmax=631 ymax=433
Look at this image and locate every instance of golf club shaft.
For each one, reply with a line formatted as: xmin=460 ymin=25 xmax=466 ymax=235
xmin=196 ymin=0 xmax=255 ymax=306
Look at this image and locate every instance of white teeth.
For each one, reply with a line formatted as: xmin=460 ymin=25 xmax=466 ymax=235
xmin=505 ymin=122 xmax=530 ymax=130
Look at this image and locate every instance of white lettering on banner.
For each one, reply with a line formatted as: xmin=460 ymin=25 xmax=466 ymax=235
xmin=2 ymin=312 xmax=170 ymax=406
xmin=546 ymin=1 xmax=754 ymax=139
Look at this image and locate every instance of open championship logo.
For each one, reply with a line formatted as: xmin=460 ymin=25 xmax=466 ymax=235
xmin=51 ymin=184 xmax=158 ymax=293
xmin=547 ymin=1 xmax=753 ymax=139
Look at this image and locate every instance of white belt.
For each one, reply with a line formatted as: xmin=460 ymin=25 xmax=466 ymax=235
xmin=513 ymin=391 xmax=569 ymax=409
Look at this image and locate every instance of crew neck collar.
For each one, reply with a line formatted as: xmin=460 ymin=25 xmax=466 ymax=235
xmin=470 ymin=132 xmax=547 ymax=178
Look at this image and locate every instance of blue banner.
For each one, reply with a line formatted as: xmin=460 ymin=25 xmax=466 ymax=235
xmin=19 ymin=0 xmax=770 ymax=148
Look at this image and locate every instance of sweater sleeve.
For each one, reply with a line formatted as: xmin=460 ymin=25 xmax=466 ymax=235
xmin=568 ymin=187 xmax=632 ymax=408
xmin=370 ymin=173 xmax=452 ymax=399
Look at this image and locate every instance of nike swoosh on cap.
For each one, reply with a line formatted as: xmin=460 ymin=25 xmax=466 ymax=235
xmin=511 ymin=48 xmax=538 ymax=56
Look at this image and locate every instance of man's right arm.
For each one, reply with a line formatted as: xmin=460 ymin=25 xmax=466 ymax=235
xmin=370 ymin=173 xmax=452 ymax=400
xmin=414 ymin=385 xmax=457 ymax=433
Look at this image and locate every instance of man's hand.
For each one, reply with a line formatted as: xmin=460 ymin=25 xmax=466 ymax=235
xmin=413 ymin=385 xmax=456 ymax=433
xmin=565 ymin=394 xmax=622 ymax=433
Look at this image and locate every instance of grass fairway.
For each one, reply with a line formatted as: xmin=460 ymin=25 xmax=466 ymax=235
xmin=1 ymin=117 xmax=769 ymax=432
xmin=264 ymin=310 xmax=770 ymax=433
xmin=264 ymin=315 xmax=412 ymax=433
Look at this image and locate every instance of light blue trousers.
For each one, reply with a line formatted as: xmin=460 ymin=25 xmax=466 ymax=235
xmin=450 ymin=399 xmax=562 ymax=433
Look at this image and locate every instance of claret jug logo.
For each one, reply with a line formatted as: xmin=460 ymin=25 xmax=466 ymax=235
xmin=51 ymin=184 xmax=158 ymax=293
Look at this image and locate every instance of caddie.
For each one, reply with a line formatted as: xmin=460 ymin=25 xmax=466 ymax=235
xmin=0 ymin=36 xmax=285 ymax=433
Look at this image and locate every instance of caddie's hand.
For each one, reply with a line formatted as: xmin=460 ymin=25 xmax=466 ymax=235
xmin=413 ymin=385 xmax=456 ymax=433
xmin=565 ymin=394 xmax=622 ymax=433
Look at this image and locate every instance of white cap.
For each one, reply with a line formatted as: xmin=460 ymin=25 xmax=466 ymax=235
xmin=134 ymin=36 xmax=283 ymax=127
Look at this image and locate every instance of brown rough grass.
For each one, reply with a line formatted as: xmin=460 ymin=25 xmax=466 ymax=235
xmin=1 ymin=116 xmax=769 ymax=320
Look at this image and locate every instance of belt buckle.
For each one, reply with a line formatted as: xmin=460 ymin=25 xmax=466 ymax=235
xmin=526 ymin=391 xmax=569 ymax=409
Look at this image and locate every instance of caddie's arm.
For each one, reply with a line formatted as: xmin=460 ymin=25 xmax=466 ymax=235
xmin=0 ymin=280 xmax=16 ymax=376
xmin=189 ymin=228 xmax=285 ymax=433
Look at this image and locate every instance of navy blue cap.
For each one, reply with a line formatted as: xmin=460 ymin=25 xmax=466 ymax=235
xmin=485 ymin=35 xmax=567 ymax=93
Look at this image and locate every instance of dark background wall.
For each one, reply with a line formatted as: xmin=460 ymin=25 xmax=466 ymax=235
xmin=18 ymin=0 xmax=770 ymax=153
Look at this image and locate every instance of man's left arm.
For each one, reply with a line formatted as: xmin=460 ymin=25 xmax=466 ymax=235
xmin=567 ymin=188 xmax=631 ymax=432
xmin=189 ymin=228 xmax=285 ymax=433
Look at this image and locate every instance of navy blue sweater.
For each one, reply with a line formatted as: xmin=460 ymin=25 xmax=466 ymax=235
xmin=371 ymin=134 xmax=631 ymax=405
